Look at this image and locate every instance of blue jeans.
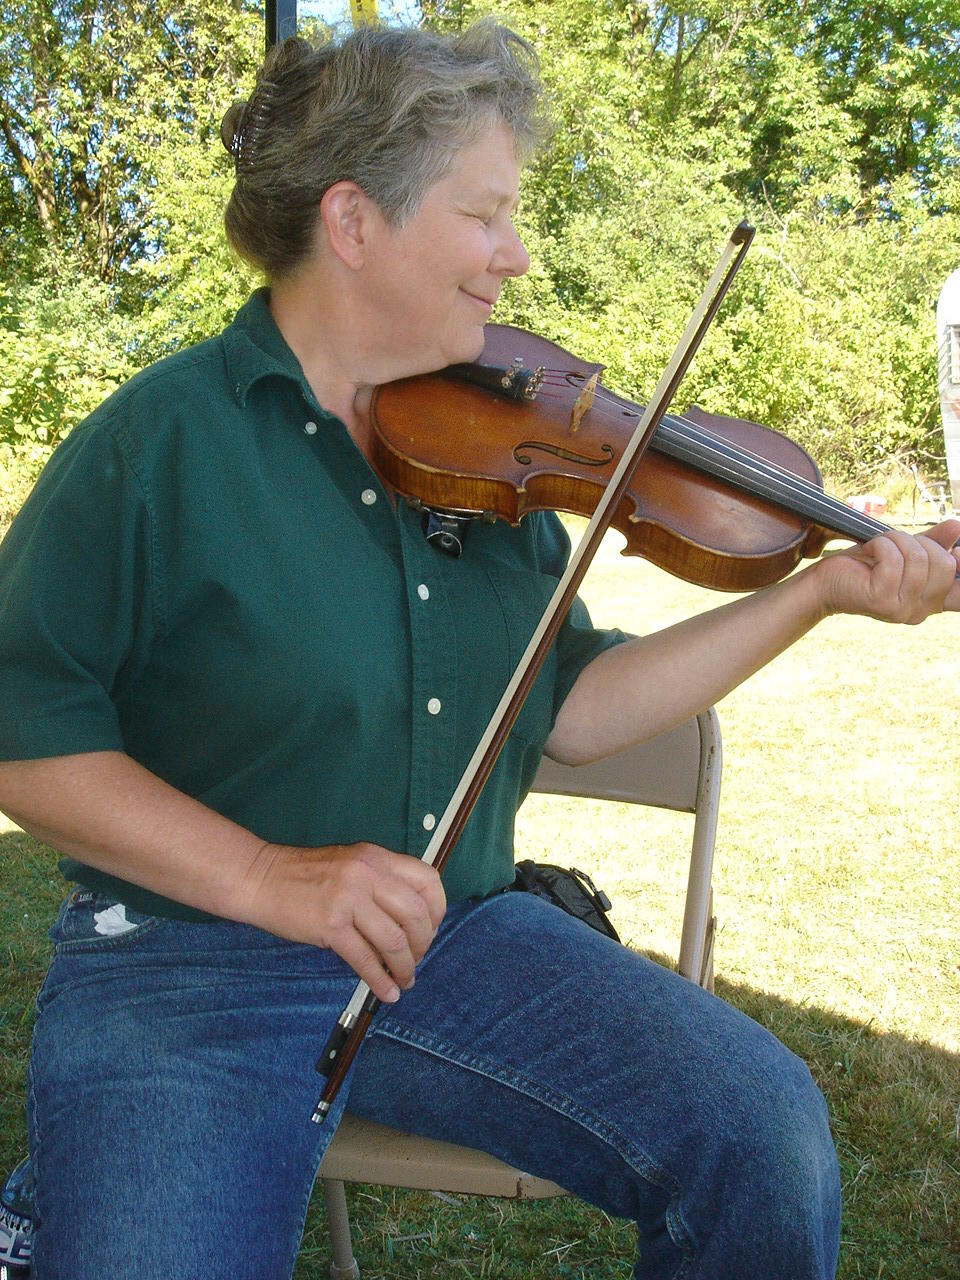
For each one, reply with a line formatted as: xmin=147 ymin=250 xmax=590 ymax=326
xmin=28 ymin=888 xmax=840 ymax=1278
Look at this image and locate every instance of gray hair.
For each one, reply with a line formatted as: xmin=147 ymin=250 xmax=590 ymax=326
xmin=221 ymin=19 xmax=547 ymax=280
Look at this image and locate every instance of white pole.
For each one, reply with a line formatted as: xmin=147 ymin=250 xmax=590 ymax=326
xmin=936 ymin=268 xmax=960 ymax=513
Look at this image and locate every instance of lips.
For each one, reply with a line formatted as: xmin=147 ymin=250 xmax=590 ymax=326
xmin=462 ymin=290 xmax=496 ymax=309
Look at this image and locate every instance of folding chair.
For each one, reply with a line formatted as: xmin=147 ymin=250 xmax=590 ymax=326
xmin=318 ymin=707 xmax=722 ymax=1279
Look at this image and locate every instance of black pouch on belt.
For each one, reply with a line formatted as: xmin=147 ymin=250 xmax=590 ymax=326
xmin=509 ymin=859 xmax=621 ymax=943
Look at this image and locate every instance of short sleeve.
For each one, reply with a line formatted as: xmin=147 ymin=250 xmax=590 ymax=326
xmin=532 ymin=513 xmax=632 ymax=722
xmin=0 ymin=420 xmax=157 ymax=761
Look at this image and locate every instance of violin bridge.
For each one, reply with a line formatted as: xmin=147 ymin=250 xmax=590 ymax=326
xmin=569 ymin=371 xmax=599 ymax=433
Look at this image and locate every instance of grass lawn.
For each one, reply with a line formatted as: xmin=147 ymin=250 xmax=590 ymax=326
xmin=1 ymin=521 xmax=958 ymax=1277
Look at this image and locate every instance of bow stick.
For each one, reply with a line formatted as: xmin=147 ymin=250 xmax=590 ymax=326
xmin=311 ymin=221 xmax=756 ymax=1124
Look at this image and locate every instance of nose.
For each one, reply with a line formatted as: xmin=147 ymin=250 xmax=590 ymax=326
xmin=495 ymin=220 xmax=530 ymax=279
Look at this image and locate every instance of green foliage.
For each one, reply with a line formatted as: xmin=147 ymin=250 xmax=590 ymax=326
xmin=483 ymin=0 xmax=960 ymax=484
xmin=2 ymin=0 xmax=959 ymax=496
xmin=799 ymin=0 xmax=960 ymax=197
xmin=0 ymin=0 xmax=263 ymax=281
xmin=0 ymin=0 xmax=261 ymax=501
xmin=0 ymin=250 xmax=138 ymax=519
xmin=679 ymin=193 xmax=960 ymax=480
xmin=0 ymin=254 xmax=134 ymax=449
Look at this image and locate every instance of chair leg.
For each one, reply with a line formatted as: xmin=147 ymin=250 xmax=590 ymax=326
xmin=321 ymin=1177 xmax=361 ymax=1280
xmin=699 ymin=887 xmax=716 ymax=993
xmin=679 ymin=711 xmax=721 ymax=988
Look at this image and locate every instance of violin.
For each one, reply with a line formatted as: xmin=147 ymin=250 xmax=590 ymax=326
xmin=366 ymin=324 xmax=895 ymax=592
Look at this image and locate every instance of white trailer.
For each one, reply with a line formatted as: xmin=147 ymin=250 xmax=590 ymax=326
xmin=937 ymin=267 xmax=960 ymax=512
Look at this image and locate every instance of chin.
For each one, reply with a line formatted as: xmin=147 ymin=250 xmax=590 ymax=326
xmin=399 ymin=327 xmax=486 ymax=379
xmin=448 ymin=325 xmax=487 ymax=366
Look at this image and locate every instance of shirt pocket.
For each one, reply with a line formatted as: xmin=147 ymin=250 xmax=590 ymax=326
xmin=483 ymin=563 xmax=561 ymax=749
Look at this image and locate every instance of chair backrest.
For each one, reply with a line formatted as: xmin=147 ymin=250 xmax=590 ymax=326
xmin=530 ymin=709 xmax=716 ymax=812
xmin=528 ymin=708 xmax=722 ymax=987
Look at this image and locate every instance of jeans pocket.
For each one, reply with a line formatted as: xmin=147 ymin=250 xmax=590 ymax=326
xmin=50 ymin=889 xmax=162 ymax=953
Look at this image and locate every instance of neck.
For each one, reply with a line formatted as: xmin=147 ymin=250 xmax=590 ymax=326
xmin=268 ymin=277 xmax=395 ymax=501
xmin=268 ymin=273 xmax=371 ymax=437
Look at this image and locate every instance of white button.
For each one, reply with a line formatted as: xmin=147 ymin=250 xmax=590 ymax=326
xmin=417 ymin=583 xmax=430 ymax=601
xmin=427 ymin=697 xmax=441 ymax=715
xmin=361 ymin=488 xmax=377 ymax=505
xmin=304 ymin=421 xmax=318 ymax=435
xmin=422 ymin=813 xmax=436 ymax=831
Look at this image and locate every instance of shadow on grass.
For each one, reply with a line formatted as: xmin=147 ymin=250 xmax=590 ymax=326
xmin=2 ymin=830 xmax=957 ymax=1279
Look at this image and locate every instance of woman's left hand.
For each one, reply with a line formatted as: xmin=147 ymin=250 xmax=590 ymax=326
xmin=815 ymin=519 xmax=960 ymax=623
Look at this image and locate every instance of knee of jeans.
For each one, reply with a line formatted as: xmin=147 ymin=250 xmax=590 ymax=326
xmin=726 ymin=1048 xmax=840 ymax=1222
xmin=689 ymin=1048 xmax=841 ymax=1277
xmin=777 ymin=1057 xmax=838 ymax=1194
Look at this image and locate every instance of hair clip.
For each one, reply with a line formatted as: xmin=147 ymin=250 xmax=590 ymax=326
xmin=220 ymin=82 xmax=279 ymax=171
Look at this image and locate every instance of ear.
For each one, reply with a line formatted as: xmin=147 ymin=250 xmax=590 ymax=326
xmin=318 ymin=181 xmax=382 ymax=271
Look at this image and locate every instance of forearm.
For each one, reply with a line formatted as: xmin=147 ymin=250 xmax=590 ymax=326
xmin=0 ymin=750 xmax=446 ymax=1000
xmin=548 ymin=516 xmax=960 ymax=765
xmin=0 ymin=751 xmax=267 ymax=921
xmin=546 ymin=562 xmax=827 ymax=765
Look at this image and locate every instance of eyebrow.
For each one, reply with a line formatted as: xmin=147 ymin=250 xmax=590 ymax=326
xmin=467 ymin=184 xmax=520 ymax=212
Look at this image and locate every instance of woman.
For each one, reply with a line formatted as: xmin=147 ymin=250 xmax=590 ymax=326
xmin=0 ymin=20 xmax=957 ymax=1280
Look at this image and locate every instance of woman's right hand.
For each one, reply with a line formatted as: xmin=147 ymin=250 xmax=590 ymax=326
xmin=235 ymin=840 xmax=447 ymax=1004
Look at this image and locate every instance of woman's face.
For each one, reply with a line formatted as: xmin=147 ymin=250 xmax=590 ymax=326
xmin=363 ymin=121 xmax=530 ymax=377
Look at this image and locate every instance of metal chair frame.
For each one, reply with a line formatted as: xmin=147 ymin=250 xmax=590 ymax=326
xmin=318 ymin=707 xmax=722 ymax=1279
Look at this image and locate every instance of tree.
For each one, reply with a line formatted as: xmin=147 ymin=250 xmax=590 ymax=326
xmin=2 ymin=0 xmax=958 ymax=492
xmin=802 ymin=0 xmax=960 ymax=199
xmin=0 ymin=0 xmax=262 ymax=282
xmin=0 ymin=0 xmax=261 ymax=478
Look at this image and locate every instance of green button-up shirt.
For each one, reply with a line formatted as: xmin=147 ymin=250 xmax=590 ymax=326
xmin=0 ymin=291 xmax=626 ymax=917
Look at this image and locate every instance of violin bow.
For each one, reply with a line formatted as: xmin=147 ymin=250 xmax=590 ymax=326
xmin=311 ymin=220 xmax=756 ymax=1124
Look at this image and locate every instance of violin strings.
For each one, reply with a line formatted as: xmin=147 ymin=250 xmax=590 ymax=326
xmin=658 ymin=418 xmax=887 ymax=542
xmin=516 ymin=366 xmax=885 ymax=540
xmin=530 ymin=370 xmax=887 ymax=543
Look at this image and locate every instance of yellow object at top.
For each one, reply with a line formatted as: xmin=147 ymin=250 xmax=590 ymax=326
xmin=349 ymin=0 xmax=379 ymax=24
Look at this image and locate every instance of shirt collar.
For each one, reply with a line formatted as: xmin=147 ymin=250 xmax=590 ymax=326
xmin=222 ymin=288 xmax=318 ymax=409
